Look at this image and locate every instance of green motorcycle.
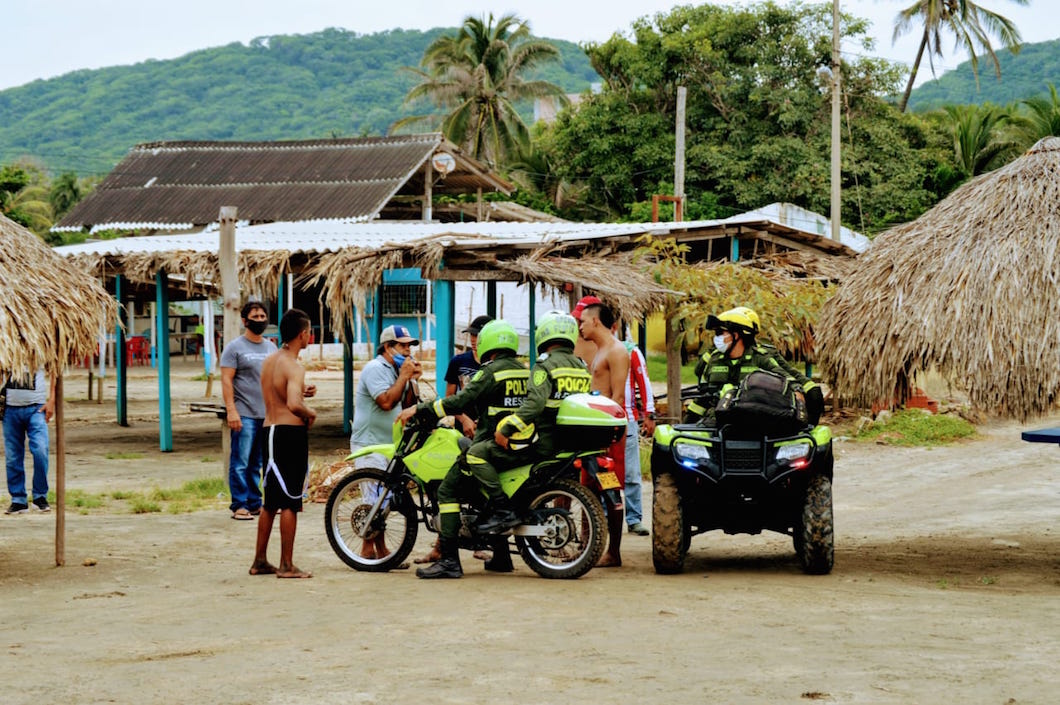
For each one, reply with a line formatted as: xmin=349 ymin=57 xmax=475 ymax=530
xmin=324 ymin=393 xmax=626 ymax=579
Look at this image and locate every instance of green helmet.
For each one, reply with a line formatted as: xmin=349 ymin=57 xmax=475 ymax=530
xmin=476 ymin=319 xmax=519 ymax=360
xmin=535 ymin=311 xmax=578 ymax=353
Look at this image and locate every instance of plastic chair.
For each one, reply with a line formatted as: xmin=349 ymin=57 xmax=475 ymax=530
xmin=126 ymin=336 xmax=150 ymax=366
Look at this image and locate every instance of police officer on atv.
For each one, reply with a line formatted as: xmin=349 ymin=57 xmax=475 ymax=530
xmin=684 ymin=307 xmax=824 ymax=426
xmin=397 ymin=320 xmax=531 ymax=579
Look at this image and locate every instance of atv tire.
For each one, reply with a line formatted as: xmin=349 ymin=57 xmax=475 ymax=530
xmin=797 ymin=474 xmax=834 ymax=575
xmin=652 ymin=471 xmax=687 ymax=574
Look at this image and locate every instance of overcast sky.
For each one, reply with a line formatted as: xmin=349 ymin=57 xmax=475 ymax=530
xmin=4 ymin=1 xmax=1056 ymax=91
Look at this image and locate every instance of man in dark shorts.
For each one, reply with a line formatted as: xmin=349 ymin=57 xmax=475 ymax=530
xmin=250 ymin=308 xmax=317 ymax=579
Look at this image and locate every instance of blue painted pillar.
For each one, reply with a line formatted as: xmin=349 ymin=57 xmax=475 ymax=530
xmin=115 ymin=275 xmax=128 ymax=427
xmin=277 ymin=275 xmax=286 ymax=317
xmin=343 ymin=315 xmax=354 ymax=435
xmin=432 ymin=279 xmax=455 ymax=398
xmin=527 ymin=282 xmax=536 ymax=357
xmin=730 ymin=235 xmax=740 ymax=262
xmin=155 ymin=269 xmax=172 ymax=452
xmin=486 ymin=281 xmax=498 ymax=318
xmin=372 ymin=287 xmax=383 ymax=345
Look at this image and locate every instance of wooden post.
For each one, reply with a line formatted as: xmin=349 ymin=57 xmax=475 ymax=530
xmin=423 ymin=161 xmax=433 ymax=223
xmin=220 ymin=207 xmax=240 ymax=353
xmin=665 ymin=305 xmax=682 ymax=423
xmin=54 ymin=376 xmax=65 ymax=567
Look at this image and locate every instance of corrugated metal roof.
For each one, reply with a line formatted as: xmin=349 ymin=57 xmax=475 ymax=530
xmin=55 ymin=134 xmax=513 ymax=231
xmin=55 ymin=213 xmax=862 ymax=258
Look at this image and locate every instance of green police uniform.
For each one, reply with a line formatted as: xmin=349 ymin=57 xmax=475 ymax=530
xmin=685 ymin=344 xmax=817 ymax=424
xmin=409 ymin=353 xmax=528 ymax=540
xmin=469 ymin=346 xmax=591 ymax=483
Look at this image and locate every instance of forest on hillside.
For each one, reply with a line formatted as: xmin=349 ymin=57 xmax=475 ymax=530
xmin=0 ymin=27 xmax=598 ymax=174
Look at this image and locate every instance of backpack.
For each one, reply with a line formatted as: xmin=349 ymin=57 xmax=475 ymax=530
xmin=714 ymin=369 xmax=808 ymax=437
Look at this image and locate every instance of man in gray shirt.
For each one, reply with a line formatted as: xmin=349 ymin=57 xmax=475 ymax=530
xmin=3 ymin=369 xmax=55 ymax=514
xmin=221 ymin=301 xmax=277 ymax=520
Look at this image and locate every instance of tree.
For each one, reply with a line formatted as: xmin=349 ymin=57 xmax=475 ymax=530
xmin=893 ymin=0 xmax=1029 ymax=113
xmin=396 ymin=14 xmax=568 ymax=166
xmin=49 ymin=172 xmax=82 ymax=219
xmin=939 ymin=103 xmax=1019 ymax=176
xmin=1016 ymin=83 xmax=1060 ymax=145
xmin=546 ymin=2 xmax=955 ymax=232
xmin=0 ymin=163 xmax=53 ymax=237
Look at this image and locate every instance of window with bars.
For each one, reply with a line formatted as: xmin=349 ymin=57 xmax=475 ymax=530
xmin=380 ymin=283 xmax=427 ymax=316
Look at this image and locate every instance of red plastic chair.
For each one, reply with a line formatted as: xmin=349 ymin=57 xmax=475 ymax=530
xmin=126 ymin=336 xmax=150 ymax=366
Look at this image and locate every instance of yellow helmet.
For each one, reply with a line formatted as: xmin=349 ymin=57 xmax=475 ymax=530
xmin=498 ymin=414 xmax=538 ymax=451
xmin=706 ymin=307 xmax=758 ymax=337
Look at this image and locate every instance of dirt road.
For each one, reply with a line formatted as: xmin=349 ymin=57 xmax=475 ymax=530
xmin=1 ymin=361 xmax=1057 ymax=704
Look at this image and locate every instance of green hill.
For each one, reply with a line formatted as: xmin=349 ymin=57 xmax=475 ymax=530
xmin=907 ymin=37 xmax=1060 ymax=111
xmin=0 ymin=27 xmax=599 ymax=175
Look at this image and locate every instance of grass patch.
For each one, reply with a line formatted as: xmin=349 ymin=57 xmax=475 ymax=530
xmin=104 ymin=451 xmax=143 ymax=460
xmin=646 ymin=354 xmax=699 ymax=386
xmin=129 ymin=497 xmax=162 ymax=514
xmin=854 ymin=409 xmax=976 ymax=446
xmin=56 ymin=476 xmax=228 ymax=515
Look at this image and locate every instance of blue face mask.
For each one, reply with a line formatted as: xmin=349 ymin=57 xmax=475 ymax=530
xmin=713 ymin=334 xmax=731 ymax=354
xmin=392 ymin=353 xmax=407 ymax=368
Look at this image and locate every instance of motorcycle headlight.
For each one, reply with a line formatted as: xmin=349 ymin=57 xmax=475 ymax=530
xmin=775 ymin=442 xmax=811 ymax=463
xmin=673 ymin=441 xmax=712 ymax=467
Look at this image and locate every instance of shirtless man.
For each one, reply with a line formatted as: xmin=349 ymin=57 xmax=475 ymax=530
xmin=250 ymin=308 xmax=317 ymax=579
xmin=576 ymin=300 xmax=629 ymax=567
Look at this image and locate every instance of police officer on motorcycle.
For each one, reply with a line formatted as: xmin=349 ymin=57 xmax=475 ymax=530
xmin=398 ymin=320 xmax=530 ymax=579
xmin=684 ymin=307 xmax=824 ymax=426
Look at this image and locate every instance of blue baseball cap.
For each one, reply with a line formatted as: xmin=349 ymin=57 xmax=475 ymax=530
xmin=380 ymin=324 xmax=419 ymax=346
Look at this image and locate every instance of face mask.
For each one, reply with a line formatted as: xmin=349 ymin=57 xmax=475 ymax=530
xmin=713 ymin=334 xmax=731 ymax=354
xmin=392 ymin=353 xmax=407 ymax=368
xmin=245 ymin=319 xmax=268 ymax=335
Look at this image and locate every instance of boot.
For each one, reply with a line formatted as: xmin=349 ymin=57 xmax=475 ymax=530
xmin=415 ymin=537 xmax=463 ymax=579
xmin=483 ymin=535 xmax=514 ymax=573
xmin=477 ymin=496 xmax=521 ymax=534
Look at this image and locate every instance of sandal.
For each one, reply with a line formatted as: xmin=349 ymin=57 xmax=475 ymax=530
xmin=232 ymin=508 xmax=254 ymax=520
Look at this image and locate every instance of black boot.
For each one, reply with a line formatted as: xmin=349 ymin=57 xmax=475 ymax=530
xmin=477 ymin=496 xmax=521 ymax=534
xmin=484 ymin=535 xmax=514 ymax=573
xmin=416 ymin=537 xmax=463 ymax=579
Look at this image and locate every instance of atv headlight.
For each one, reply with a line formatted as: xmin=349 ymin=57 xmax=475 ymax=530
xmin=673 ymin=441 xmax=712 ymax=467
xmin=775 ymin=442 xmax=811 ymax=463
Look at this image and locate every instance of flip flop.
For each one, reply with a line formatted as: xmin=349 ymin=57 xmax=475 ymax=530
xmin=232 ymin=508 xmax=254 ymax=520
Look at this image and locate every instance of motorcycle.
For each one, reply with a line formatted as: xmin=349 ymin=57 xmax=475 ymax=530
xmin=324 ymin=393 xmax=627 ymax=579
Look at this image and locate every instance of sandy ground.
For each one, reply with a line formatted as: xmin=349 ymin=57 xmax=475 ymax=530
xmin=1 ymin=359 xmax=1059 ymax=705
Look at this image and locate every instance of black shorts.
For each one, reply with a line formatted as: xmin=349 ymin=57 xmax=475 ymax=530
xmin=262 ymin=425 xmax=309 ymax=512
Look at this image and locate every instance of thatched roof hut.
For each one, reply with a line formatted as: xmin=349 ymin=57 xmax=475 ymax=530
xmin=817 ymin=137 xmax=1060 ymax=421
xmin=1 ymin=213 xmax=117 ymax=566
xmin=1 ymin=214 xmax=116 ymax=375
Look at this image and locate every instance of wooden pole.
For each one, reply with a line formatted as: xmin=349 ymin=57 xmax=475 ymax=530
xmin=830 ymin=0 xmax=841 ymax=241
xmin=220 ymin=207 xmax=240 ymax=351
xmin=54 ymin=376 xmax=65 ymax=567
xmin=665 ymin=307 xmax=681 ymax=423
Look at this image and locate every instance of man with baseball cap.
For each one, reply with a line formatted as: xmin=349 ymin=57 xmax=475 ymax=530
xmin=349 ymin=324 xmax=422 ymax=562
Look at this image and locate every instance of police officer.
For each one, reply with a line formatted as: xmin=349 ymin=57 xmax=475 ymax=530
xmin=684 ymin=307 xmax=824 ymax=425
xmin=398 ymin=320 xmax=529 ymax=579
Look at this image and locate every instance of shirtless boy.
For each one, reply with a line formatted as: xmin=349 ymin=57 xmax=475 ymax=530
xmin=249 ymin=308 xmax=317 ymax=579
xmin=576 ymin=301 xmax=629 ymax=567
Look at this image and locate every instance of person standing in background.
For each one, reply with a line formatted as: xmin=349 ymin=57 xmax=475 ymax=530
xmin=2 ymin=369 xmax=55 ymax=514
xmin=221 ymin=301 xmax=276 ymax=521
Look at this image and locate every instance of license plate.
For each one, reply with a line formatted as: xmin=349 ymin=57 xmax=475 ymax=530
xmin=596 ymin=471 xmax=620 ymax=490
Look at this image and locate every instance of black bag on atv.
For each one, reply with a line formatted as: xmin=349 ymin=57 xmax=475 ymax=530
xmin=714 ymin=369 xmax=809 ymax=437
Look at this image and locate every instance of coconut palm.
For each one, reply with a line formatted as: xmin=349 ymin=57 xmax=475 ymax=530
xmin=395 ymin=13 xmax=568 ymax=167
xmin=1016 ymin=83 xmax=1060 ymax=144
xmin=893 ymin=0 xmax=1028 ymax=113
xmin=942 ymin=103 xmax=1020 ymax=176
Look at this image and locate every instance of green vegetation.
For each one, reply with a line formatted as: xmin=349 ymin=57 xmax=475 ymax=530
xmin=855 ymin=409 xmax=977 ymax=446
xmin=62 ymin=476 xmax=227 ymax=515
xmin=104 ymin=451 xmax=144 ymax=460
xmin=647 ymin=353 xmax=697 ymax=386
xmin=0 ymin=27 xmax=597 ymax=175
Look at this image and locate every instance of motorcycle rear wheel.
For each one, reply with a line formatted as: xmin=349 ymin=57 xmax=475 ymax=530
xmin=325 ymin=468 xmax=418 ymax=572
xmin=515 ymin=478 xmax=606 ymax=579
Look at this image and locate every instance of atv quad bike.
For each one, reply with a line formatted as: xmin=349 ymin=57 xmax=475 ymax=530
xmin=650 ymin=420 xmax=834 ymax=575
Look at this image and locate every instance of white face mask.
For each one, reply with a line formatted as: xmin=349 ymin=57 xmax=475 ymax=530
xmin=713 ymin=334 xmax=731 ymax=354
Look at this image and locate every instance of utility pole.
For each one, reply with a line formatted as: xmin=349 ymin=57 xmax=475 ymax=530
xmin=674 ymin=85 xmax=687 ymax=223
xmin=830 ymin=0 xmax=841 ymax=241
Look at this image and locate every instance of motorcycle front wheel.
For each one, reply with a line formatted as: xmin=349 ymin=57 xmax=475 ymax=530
xmin=515 ymin=478 xmax=606 ymax=579
xmin=324 ymin=468 xmax=418 ymax=572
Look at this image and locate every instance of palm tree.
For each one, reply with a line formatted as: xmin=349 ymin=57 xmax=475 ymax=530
xmin=1016 ymin=83 xmax=1060 ymax=145
xmin=893 ymin=0 xmax=1028 ymax=113
xmin=395 ymin=14 xmax=568 ymax=167
xmin=941 ymin=103 xmax=1019 ymax=177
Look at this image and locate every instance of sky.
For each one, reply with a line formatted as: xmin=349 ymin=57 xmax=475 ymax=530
xmin=3 ymin=1 xmax=1057 ymax=91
